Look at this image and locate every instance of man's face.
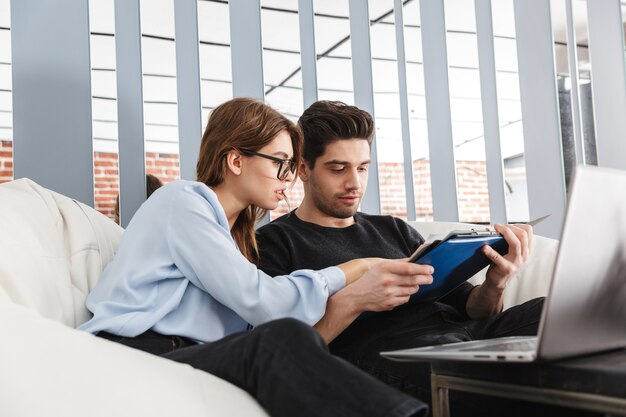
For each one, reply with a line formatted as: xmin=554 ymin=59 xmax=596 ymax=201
xmin=302 ymin=138 xmax=371 ymax=219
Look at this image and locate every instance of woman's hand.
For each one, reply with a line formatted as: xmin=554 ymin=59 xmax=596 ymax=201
xmin=314 ymin=259 xmax=433 ymax=343
xmin=336 ymin=257 xmax=385 ymax=285
xmin=345 ymin=259 xmax=434 ymax=313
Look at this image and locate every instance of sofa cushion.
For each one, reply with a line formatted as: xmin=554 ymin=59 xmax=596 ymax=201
xmin=0 ymin=300 xmax=268 ymax=417
xmin=0 ymin=179 xmax=270 ymax=417
xmin=409 ymin=221 xmax=558 ymax=309
xmin=0 ymin=178 xmax=123 ymax=327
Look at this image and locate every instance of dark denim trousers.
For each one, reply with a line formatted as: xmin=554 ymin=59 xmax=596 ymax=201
xmin=98 ymin=318 xmax=428 ymax=417
xmin=329 ymin=297 xmax=546 ymax=401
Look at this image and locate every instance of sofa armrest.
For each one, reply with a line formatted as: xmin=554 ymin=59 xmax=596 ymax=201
xmin=0 ymin=299 xmax=268 ymax=417
xmin=409 ymin=221 xmax=557 ymax=309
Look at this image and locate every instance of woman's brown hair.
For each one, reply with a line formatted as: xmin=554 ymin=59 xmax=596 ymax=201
xmin=196 ymin=97 xmax=302 ymax=262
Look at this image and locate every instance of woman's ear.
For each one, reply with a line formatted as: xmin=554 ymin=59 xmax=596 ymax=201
xmin=225 ymin=150 xmax=243 ymax=176
xmin=298 ymin=161 xmax=310 ymax=182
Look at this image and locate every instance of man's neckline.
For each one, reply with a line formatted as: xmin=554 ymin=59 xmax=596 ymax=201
xmin=289 ymin=208 xmax=361 ymax=230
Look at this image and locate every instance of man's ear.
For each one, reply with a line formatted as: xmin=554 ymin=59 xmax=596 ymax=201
xmin=225 ymin=150 xmax=243 ymax=176
xmin=298 ymin=161 xmax=310 ymax=182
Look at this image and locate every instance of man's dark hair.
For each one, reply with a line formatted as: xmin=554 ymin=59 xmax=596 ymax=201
xmin=298 ymin=100 xmax=374 ymax=168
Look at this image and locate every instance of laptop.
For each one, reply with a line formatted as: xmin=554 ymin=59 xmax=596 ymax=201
xmin=381 ymin=165 xmax=626 ymax=363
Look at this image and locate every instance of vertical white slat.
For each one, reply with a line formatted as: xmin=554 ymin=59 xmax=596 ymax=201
xmin=11 ymin=0 xmax=94 ymax=205
xmin=299 ymin=0 xmax=318 ymax=109
xmin=229 ymin=0 xmax=265 ymax=100
xmin=394 ymin=0 xmax=417 ymax=221
xmin=115 ymin=0 xmax=147 ymax=227
xmin=565 ymin=0 xmax=585 ymax=165
xmin=175 ymin=0 xmax=202 ymax=180
xmin=514 ymin=0 xmax=566 ymax=239
xmin=419 ymin=0 xmax=459 ymax=222
xmin=475 ymin=0 xmax=507 ymax=225
xmin=229 ymin=0 xmax=267 ymax=225
xmin=587 ymin=0 xmax=626 ymax=170
xmin=349 ymin=0 xmax=381 ymax=214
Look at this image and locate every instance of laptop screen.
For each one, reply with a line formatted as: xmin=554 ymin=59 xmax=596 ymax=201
xmin=536 ymin=165 xmax=626 ymax=360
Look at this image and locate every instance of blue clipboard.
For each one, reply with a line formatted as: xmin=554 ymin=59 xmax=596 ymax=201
xmin=358 ymin=230 xmax=509 ymax=319
xmin=408 ymin=230 xmax=509 ymax=303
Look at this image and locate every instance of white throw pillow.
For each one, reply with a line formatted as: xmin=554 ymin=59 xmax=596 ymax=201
xmin=0 ymin=178 xmax=123 ymax=327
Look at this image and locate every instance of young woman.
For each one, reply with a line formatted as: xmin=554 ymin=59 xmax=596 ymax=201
xmin=80 ymin=98 xmax=428 ymax=417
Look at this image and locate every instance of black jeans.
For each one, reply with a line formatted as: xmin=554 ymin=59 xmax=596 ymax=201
xmin=329 ymin=297 xmax=546 ymax=401
xmin=98 ymin=318 xmax=428 ymax=417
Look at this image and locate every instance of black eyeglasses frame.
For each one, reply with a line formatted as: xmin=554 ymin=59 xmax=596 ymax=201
xmin=239 ymin=149 xmax=296 ymax=180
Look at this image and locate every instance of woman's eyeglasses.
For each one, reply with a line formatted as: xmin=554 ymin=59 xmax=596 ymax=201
xmin=240 ymin=150 xmax=296 ymax=180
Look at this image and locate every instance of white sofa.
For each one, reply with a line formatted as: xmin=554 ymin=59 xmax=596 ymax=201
xmin=0 ymin=178 xmax=558 ymax=417
xmin=0 ymin=179 xmax=269 ymax=417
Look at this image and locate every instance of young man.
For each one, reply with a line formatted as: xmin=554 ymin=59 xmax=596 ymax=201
xmin=256 ymin=101 xmax=544 ymax=401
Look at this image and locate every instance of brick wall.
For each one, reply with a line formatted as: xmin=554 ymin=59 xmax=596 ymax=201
xmin=456 ymin=161 xmax=490 ymax=223
xmin=93 ymin=152 xmax=119 ymax=219
xmin=94 ymin=151 xmax=180 ymax=220
xmin=273 ymin=159 xmax=490 ymax=223
xmin=0 ymin=140 xmax=13 ymax=183
xmin=413 ymin=160 xmax=434 ymax=220
xmin=0 ymin=142 xmax=489 ymax=223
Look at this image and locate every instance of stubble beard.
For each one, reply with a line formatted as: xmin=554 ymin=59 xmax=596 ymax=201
xmin=310 ymin=187 xmax=360 ymax=219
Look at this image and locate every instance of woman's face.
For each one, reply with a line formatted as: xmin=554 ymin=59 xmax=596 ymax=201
xmin=239 ymin=130 xmax=295 ymax=210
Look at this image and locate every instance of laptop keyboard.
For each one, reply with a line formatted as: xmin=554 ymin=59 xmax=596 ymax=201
xmin=459 ymin=338 xmax=537 ymax=353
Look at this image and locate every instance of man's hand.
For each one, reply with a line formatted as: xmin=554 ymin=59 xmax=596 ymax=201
xmin=483 ymin=223 xmax=533 ymax=289
xmin=466 ymin=223 xmax=533 ymax=319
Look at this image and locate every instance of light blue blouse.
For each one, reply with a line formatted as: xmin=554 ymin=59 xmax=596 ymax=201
xmin=79 ymin=180 xmax=345 ymax=343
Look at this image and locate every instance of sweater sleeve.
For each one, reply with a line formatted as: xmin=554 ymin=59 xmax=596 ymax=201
xmin=166 ymin=186 xmax=345 ymax=327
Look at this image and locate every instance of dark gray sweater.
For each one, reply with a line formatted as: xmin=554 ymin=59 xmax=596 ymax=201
xmin=256 ymin=210 xmax=473 ymax=316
